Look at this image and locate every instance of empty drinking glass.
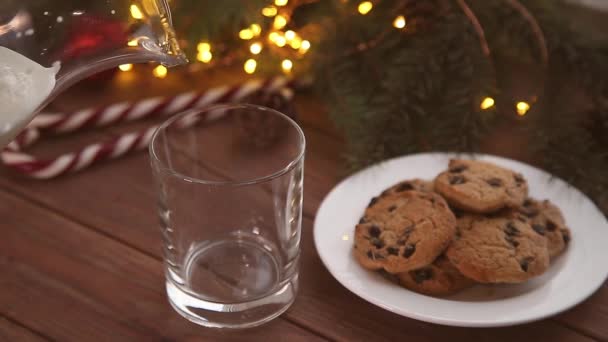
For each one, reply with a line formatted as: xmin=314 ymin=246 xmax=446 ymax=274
xmin=149 ymin=104 xmax=305 ymax=329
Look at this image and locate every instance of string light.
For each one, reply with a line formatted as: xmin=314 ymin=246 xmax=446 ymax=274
xmin=299 ymin=40 xmax=311 ymax=54
xmin=250 ymin=42 xmax=263 ymax=54
xmin=358 ymin=1 xmax=373 ymax=15
xmin=130 ymin=4 xmax=144 ymax=19
xmin=262 ymin=6 xmax=278 ymax=17
xmin=269 ymin=31 xmax=281 ymax=43
xmin=275 ymin=0 xmax=288 ymax=6
xmin=273 ymin=15 xmax=288 ymax=29
xmin=281 ymin=59 xmax=293 ymax=73
xmin=244 ymin=59 xmax=257 ymax=74
xmin=153 ymin=65 xmax=167 ymax=78
xmin=393 ymin=15 xmax=406 ymax=29
xmin=480 ymin=97 xmax=495 ymax=110
xmin=285 ymin=30 xmax=296 ymax=41
xmin=239 ymin=28 xmax=255 ymax=40
xmin=118 ymin=64 xmax=133 ymax=72
xmin=197 ymin=42 xmax=211 ymax=52
xmin=197 ymin=50 xmax=212 ymax=63
xmin=290 ymin=36 xmax=302 ymax=49
xmin=516 ymin=101 xmax=530 ymax=116
xmin=250 ymin=23 xmax=262 ymax=36
xmin=275 ymin=35 xmax=287 ymax=47
xmin=127 ymin=39 xmax=138 ymax=47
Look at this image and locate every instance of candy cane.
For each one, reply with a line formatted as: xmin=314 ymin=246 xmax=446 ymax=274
xmin=1 ymin=78 xmax=295 ymax=179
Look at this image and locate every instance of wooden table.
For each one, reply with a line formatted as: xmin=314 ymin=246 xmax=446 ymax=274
xmin=1 ymin=68 xmax=606 ymax=342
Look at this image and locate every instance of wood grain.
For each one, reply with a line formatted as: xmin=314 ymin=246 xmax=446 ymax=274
xmin=0 ymin=317 xmax=48 ymax=342
xmin=0 ymin=191 xmax=325 ymax=342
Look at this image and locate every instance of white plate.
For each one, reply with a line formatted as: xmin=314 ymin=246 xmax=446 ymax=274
xmin=313 ymin=153 xmax=608 ymax=327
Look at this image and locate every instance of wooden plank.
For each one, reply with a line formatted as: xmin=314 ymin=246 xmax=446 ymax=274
xmin=0 ymin=317 xmax=47 ymax=342
xmin=0 ymin=191 xmax=325 ymax=342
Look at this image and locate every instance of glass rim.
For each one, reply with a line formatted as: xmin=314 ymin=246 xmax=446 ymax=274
xmin=149 ymin=103 xmax=306 ymax=186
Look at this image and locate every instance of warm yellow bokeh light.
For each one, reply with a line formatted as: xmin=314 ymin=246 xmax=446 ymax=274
xmin=130 ymin=4 xmax=144 ymax=19
xmin=250 ymin=23 xmax=262 ymax=36
xmin=244 ymin=59 xmax=257 ymax=74
xmin=299 ymin=40 xmax=311 ymax=53
xmin=480 ymin=97 xmax=495 ymax=110
xmin=393 ymin=15 xmax=406 ymax=29
xmin=127 ymin=39 xmax=138 ymax=47
xmin=285 ymin=30 xmax=296 ymax=41
xmin=197 ymin=42 xmax=211 ymax=52
xmin=262 ymin=6 xmax=278 ymax=17
xmin=239 ymin=29 xmax=255 ymax=40
xmin=290 ymin=36 xmax=302 ymax=49
xmin=516 ymin=101 xmax=530 ymax=116
xmin=281 ymin=59 xmax=293 ymax=72
xmin=275 ymin=0 xmax=288 ymax=6
xmin=275 ymin=35 xmax=287 ymax=47
xmin=273 ymin=15 xmax=288 ymax=29
xmin=153 ymin=65 xmax=167 ymax=78
xmin=250 ymin=42 xmax=263 ymax=54
xmin=358 ymin=1 xmax=373 ymax=15
xmin=197 ymin=50 xmax=212 ymax=63
xmin=118 ymin=64 xmax=133 ymax=72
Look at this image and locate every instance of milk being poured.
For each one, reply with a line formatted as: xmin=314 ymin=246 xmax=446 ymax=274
xmin=0 ymin=46 xmax=59 ymax=147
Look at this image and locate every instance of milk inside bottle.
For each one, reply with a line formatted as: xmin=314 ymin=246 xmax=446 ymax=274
xmin=0 ymin=46 xmax=59 ymax=147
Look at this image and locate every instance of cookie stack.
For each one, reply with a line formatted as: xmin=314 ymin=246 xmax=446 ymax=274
xmin=353 ymin=159 xmax=571 ymax=297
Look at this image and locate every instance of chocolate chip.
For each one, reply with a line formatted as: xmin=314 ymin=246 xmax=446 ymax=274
xmin=449 ymin=165 xmax=467 ymax=173
xmin=532 ymin=224 xmax=546 ymax=236
xmin=359 ymin=217 xmax=368 ymax=224
xmin=449 ymin=175 xmax=466 ymax=185
xmin=387 ymin=247 xmax=399 ymax=255
xmin=403 ymin=225 xmax=415 ymax=235
xmin=403 ymin=244 xmax=416 ymax=258
xmin=486 ymin=178 xmax=503 ymax=187
xmin=388 ymin=205 xmax=397 ymax=212
xmin=546 ymin=220 xmax=557 ymax=231
xmin=368 ymin=196 xmax=379 ymax=208
xmin=562 ymin=230 xmax=571 ymax=244
xmin=455 ymin=230 xmax=462 ymax=239
xmin=505 ymin=222 xmax=520 ymax=236
xmin=369 ymin=225 xmax=381 ymax=237
xmin=452 ymin=208 xmax=464 ymax=218
xmin=370 ymin=237 xmax=385 ymax=249
xmin=412 ymin=268 xmax=433 ymax=284
xmin=397 ymin=239 xmax=407 ymax=246
xmin=523 ymin=199 xmax=533 ymax=207
xmin=395 ymin=182 xmax=414 ymax=192
xmin=506 ymin=236 xmax=519 ymax=247
xmin=520 ymin=257 xmax=534 ymax=272
xmin=367 ymin=250 xmax=373 ymax=258
xmin=374 ymin=253 xmax=385 ymax=259
xmin=522 ymin=208 xmax=539 ymax=218
xmin=514 ymin=174 xmax=525 ymax=184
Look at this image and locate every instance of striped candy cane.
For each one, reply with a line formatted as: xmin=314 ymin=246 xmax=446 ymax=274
xmin=1 ymin=77 xmax=296 ymax=179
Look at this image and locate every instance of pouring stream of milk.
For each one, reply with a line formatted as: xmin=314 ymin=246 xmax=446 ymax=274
xmin=0 ymin=46 xmax=60 ymax=147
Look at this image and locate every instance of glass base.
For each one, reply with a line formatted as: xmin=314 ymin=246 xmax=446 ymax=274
xmin=166 ymin=276 xmax=297 ymax=329
xmin=166 ymin=239 xmax=298 ymax=329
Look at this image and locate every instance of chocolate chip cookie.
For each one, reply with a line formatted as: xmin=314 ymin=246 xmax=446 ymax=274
xmin=519 ymin=198 xmax=571 ymax=258
xmin=381 ymin=179 xmax=434 ymax=196
xmin=434 ymin=159 xmax=528 ymax=213
xmin=446 ymin=212 xmax=549 ymax=283
xmin=354 ymin=191 xmax=457 ymax=273
xmin=397 ymin=254 xmax=475 ymax=296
